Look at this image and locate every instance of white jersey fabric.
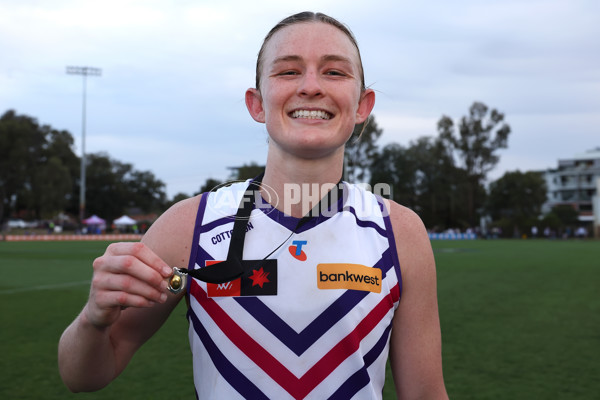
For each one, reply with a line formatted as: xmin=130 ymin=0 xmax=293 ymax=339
xmin=186 ymin=180 xmax=402 ymax=399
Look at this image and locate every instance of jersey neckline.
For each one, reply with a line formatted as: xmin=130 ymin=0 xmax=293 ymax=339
xmin=253 ymin=181 xmax=347 ymax=234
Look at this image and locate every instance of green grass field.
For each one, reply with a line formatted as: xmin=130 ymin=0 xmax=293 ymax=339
xmin=1 ymin=239 xmax=599 ymax=399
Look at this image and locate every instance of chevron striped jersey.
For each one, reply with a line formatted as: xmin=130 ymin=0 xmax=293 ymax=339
xmin=186 ymin=180 xmax=402 ymax=399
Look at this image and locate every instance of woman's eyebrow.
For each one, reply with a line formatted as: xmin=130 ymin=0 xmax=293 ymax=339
xmin=272 ymin=55 xmax=303 ymax=65
xmin=321 ymin=54 xmax=353 ymax=65
xmin=271 ymin=54 xmax=352 ymax=65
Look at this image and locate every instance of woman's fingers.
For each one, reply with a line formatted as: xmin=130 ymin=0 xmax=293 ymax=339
xmin=94 ymin=286 xmax=159 ymax=309
xmin=86 ymin=242 xmax=174 ymax=327
xmin=92 ymin=270 xmax=168 ymax=304
xmin=93 ymin=254 xmax=167 ymax=292
xmin=104 ymin=242 xmax=172 ymax=278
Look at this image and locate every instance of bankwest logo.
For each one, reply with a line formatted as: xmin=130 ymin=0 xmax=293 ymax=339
xmin=206 ymin=260 xmax=277 ymax=297
xmin=317 ymin=263 xmax=382 ymax=293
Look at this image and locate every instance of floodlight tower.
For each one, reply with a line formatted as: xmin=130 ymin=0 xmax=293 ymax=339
xmin=66 ymin=66 xmax=102 ymax=224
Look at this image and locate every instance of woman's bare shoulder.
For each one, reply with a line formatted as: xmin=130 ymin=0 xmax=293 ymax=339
xmin=386 ymin=200 xmax=428 ymax=241
xmin=384 ymin=199 xmax=433 ymax=276
xmin=142 ymin=194 xmax=203 ymax=269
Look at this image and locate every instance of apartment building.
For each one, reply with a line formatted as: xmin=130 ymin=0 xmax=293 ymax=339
xmin=542 ymin=148 xmax=600 ymax=223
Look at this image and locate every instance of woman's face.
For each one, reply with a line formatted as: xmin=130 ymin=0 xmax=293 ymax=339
xmin=246 ymin=22 xmax=375 ymax=160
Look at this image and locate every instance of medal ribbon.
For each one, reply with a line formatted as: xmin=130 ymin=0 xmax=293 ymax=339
xmin=175 ymin=173 xmax=345 ymax=284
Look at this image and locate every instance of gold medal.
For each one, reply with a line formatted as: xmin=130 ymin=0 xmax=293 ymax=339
xmin=167 ymin=267 xmax=187 ymax=294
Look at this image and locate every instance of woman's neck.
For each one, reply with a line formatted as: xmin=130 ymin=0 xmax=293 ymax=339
xmin=261 ymin=147 xmax=344 ymax=218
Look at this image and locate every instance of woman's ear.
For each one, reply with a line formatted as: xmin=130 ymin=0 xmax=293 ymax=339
xmin=355 ymin=88 xmax=376 ymax=124
xmin=245 ymin=88 xmax=265 ymax=123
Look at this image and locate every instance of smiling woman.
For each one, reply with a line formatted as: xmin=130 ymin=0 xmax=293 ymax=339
xmin=58 ymin=11 xmax=448 ymax=400
xmin=245 ymin=18 xmax=374 ymax=165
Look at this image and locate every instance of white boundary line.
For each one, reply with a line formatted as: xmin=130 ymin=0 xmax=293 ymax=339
xmin=3 ymin=234 xmax=142 ymax=241
xmin=0 ymin=280 xmax=90 ymax=295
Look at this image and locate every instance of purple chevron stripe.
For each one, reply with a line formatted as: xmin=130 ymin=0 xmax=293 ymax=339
xmin=188 ymin=309 xmax=270 ymax=400
xmin=188 ymin=193 xmax=209 ymax=271
xmin=327 ymin=323 xmax=393 ymax=399
xmin=378 ymin=195 xmax=402 ymax=298
xmin=197 ymin=214 xmax=236 ymax=234
xmin=257 ymin=200 xmax=300 ymax=232
xmin=236 ymin=289 xmax=369 ymax=356
xmin=234 ymin=248 xmax=396 ymax=355
xmin=344 ymin=206 xmax=387 ymax=237
xmin=188 ymin=245 xmax=215 ymax=296
xmin=193 ymin=243 xmax=214 ymax=266
xmin=257 ymin=188 xmax=346 ymax=233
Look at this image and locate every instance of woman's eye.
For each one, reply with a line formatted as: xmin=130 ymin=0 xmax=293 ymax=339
xmin=326 ymin=70 xmax=346 ymax=76
xmin=279 ymin=71 xmax=299 ymax=76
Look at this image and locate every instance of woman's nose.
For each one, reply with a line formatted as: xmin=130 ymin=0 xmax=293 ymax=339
xmin=297 ymin=70 xmax=323 ymax=97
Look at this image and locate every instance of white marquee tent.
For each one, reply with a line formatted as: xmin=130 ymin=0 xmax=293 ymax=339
xmin=113 ymin=215 xmax=136 ymax=226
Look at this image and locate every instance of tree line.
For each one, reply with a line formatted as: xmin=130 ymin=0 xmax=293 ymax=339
xmin=351 ymin=102 xmax=575 ymax=237
xmin=1 ymin=104 xmax=572 ymax=237
xmin=0 ymin=110 xmax=166 ymax=226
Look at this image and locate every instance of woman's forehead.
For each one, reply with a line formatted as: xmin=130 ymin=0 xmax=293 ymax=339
xmin=262 ymin=22 xmax=361 ymax=66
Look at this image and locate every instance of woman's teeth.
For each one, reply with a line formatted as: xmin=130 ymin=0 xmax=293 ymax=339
xmin=291 ymin=110 xmax=331 ymax=120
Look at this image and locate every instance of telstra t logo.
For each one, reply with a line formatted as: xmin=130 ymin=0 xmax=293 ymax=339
xmin=289 ymin=240 xmax=307 ymax=261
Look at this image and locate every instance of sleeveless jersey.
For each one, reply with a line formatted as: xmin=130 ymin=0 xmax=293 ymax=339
xmin=186 ymin=180 xmax=402 ymax=399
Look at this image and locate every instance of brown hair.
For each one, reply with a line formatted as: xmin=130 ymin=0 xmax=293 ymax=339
xmin=255 ymin=12 xmax=366 ymax=92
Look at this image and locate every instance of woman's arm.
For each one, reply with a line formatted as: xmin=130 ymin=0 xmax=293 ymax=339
xmin=58 ymin=196 xmax=200 ymax=392
xmin=388 ymin=201 xmax=448 ymax=400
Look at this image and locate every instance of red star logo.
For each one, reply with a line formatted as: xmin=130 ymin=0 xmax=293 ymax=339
xmin=248 ymin=267 xmax=270 ymax=288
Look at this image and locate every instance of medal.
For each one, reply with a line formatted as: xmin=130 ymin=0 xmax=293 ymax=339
xmin=165 ymin=176 xmax=261 ymax=292
xmin=167 ymin=267 xmax=188 ymax=294
xmin=165 ymin=172 xmax=344 ymax=294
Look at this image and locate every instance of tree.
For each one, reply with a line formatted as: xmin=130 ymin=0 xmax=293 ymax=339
xmin=0 ymin=111 xmax=43 ymax=220
xmin=344 ymin=115 xmax=383 ymax=182
xmin=32 ymin=157 xmax=73 ymax=219
xmin=127 ymin=170 xmax=167 ymax=212
xmin=540 ymin=212 xmax=562 ymax=234
xmin=540 ymin=205 xmax=579 ymax=237
xmin=43 ymin=128 xmax=80 ymax=216
xmin=228 ymin=162 xmax=265 ymax=181
xmin=405 ymin=136 xmax=472 ymax=230
xmin=0 ymin=110 xmax=78 ymax=221
xmin=84 ymin=153 xmax=128 ymax=222
xmin=85 ymin=152 xmax=166 ymax=223
xmin=0 ymin=110 xmax=170 ymax=225
xmin=370 ymin=137 xmax=473 ymax=230
xmin=167 ymin=192 xmax=192 ymax=208
xmin=438 ymin=102 xmax=511 ymax=226
xmin=550 ymin=205 xmax=579 ymax=227
xmin=370 ymin=142 xmax=417 ymax=209
xmin=196 ymin=178 xmax=223 ymax=195
xmin=487 ymin=170 xmax=547 ymax=235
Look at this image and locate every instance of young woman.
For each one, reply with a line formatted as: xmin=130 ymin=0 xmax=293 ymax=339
xmin=59 ymin=12 xmax=448 ymax=399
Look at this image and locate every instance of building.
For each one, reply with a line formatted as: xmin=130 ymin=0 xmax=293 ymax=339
xmin=542 ymin=148 xmax=600 ymax=225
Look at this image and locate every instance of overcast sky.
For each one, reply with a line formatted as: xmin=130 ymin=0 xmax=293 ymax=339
xmin=2 ymin=0 xmax=599 ymax=198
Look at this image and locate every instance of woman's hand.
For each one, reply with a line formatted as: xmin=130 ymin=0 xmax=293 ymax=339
xmin=84 ymin=242 xmax=174 ymax=328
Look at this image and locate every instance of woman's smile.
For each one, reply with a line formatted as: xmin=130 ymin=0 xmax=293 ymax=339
xmin=289 ymin=109 xmax=333 ymax=120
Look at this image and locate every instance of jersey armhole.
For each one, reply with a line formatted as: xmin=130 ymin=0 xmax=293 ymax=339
xmin=186 ymin=193 xmax=209 ymax=291
xmin=377 ymin=195 xmax=403 ymax=301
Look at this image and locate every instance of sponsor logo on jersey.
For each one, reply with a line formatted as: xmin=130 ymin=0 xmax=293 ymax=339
xmin=288 ymin=240 xmax=307 ymax=261
xmin=206 ymin=260 xmax=278 ymax=297
xmin=317 ymin=263 xmax=382 ymax=293
xmin=210 ymin=222 xmax=254 ymax=245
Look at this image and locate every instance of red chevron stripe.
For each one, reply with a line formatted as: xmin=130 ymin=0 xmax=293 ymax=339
xmin=191 ymin=280 xmax=400 ymax=399
xmin=191 ymin=281 xmax=296 ymax=388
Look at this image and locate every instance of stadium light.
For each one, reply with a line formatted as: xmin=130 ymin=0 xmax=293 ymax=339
xmin=66 ymin=66 xmax=102 ymax=224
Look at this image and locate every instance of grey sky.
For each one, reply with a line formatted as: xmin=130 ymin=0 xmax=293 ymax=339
xmin=1 ymin=0 xmax=599 ymax=198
